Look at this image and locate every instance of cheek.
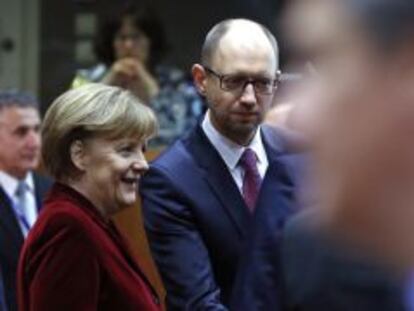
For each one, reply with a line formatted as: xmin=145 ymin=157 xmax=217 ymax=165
xmin=113 ymin=41 xmax=125 ymax=59
xmin=207 ymin=93 xmax=225 ymax=115
xmin=260 ymin=97 xmax=273 ymax=112
xmin=91 ymin=159 xmax=119 ymax=183
xmin=113 ymin=41 xmax=120 ymax=54
xmin=15 ymin=141 xmax=26 ymax=155
xmin=139 ymin=40 xmax=150 ymax=56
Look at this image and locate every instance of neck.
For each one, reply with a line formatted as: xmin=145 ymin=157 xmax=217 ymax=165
xmin=66 ymin=179 xmax=109 ymax=220
xmin=227 ymin=131 xmax=255 ymax=146
xmin=214 ymin=122 xmax=257 ymax=147
xmin=1 ymin=168 xmax=28 ymax=181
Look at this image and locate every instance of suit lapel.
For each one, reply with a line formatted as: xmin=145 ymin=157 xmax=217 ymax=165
xmin=0 ymin=173 xmax=52 ymax=251
xmin=186 ymin=126 xmax=251 ymax=237
xmin=33 ymin=172 xmax=52 ymax=212
xmin=259 ymin=126 xmax=297 ymax=221
xmin=0 ymin=186 xmax=24 ymax=255
xmin=184 ymin=125 xmax=298 ymax=236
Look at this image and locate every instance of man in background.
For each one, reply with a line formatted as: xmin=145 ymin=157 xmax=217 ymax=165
xmin=0 ymin=91 xmax=52 ymax=311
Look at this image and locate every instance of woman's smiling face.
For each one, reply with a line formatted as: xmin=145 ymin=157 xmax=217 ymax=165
xmin=76 ymin=135 xmax=148 ymax=216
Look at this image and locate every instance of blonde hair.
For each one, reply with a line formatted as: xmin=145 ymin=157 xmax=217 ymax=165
xmin=42 ymin=83 xmax=157 ymax=180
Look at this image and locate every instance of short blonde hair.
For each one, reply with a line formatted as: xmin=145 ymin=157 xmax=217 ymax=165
xmin=42 ymin=83 xmax=157 ymax=180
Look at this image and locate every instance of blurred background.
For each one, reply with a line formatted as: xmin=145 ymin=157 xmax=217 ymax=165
xmin=0 ymin=0 xmax=287 ymax=114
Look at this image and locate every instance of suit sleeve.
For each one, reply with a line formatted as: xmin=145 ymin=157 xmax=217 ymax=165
xmin=24 ymin=218 xmax=100 ymax=311
xmin=140 ymin=165 xmax=228 ymax=311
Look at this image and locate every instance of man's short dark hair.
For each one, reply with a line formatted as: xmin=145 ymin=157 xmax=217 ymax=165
xmin=201 ymin=19 xmax=279 ymax=68
xmin=347 ymin=0 xmax=414 ymax=51
xmin=0 ymin=90 xmax=39 ymax=112
xmin=94 ymin=2 xmax=168 ymax=71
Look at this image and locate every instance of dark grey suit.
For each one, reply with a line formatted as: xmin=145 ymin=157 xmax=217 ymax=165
xmin=0 ymin=172 xmax=52 ymax=311
xmin=0 ymin=267 xmax=7 ymax=311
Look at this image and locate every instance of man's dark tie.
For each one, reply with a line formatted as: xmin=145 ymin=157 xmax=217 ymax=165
xmin=239 ymin=148 xmax=262 ymax=212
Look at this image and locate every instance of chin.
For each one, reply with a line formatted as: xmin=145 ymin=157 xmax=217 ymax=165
xmin=121 ymin=194 xmax=137 ymax=207
xmin=231 ymin=123 xmax=258 ymax=136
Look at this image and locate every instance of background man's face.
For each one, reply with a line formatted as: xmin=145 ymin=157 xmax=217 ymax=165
xmin=286 ymin=0 xmax=414 ymax=269
xmin=0 ymin=106 xmax=41 ymax=179
xmin=204 ymin=27 xmax=277 ymax=144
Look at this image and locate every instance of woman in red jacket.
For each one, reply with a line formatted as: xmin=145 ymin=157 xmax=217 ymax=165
xmin=17 ymin=83 xmax=161 ymax=310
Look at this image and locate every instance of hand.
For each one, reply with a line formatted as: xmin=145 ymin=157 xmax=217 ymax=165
xmin=102 ymin=58 xmax=159 ymax=104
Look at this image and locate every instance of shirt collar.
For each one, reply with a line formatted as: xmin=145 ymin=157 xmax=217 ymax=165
xmin=201 ymin=110 xmax=267 ymax=171
xmin=0 ymin=171 xmax=34 ymax=199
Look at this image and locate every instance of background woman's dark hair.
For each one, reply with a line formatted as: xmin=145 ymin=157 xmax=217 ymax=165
xmin=94 ymin=2 xmax=168 ymax=71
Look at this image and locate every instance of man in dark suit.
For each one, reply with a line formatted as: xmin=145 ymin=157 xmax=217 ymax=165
xmin=282 ymin=0 xmax=414 ymax=309
xmin=140 ymin=19 xmax=299 ymax=310
xmin=0 ymin=91 xmax=52 ymax=311
xmin=0 ymin=268 xmax=7 ymax=311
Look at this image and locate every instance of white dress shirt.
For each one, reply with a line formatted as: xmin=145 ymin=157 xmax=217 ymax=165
xmin=0 ymin=171 xmax=38 ymax=237
xmin=201 ymin=110 xmax=269 ymax=193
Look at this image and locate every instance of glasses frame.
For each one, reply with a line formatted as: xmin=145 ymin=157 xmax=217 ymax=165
xmin=204 ymin=66 xmax=282 ymax=95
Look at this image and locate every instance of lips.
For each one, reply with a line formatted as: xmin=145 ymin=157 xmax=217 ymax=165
xmin=121 ymin=176 xmax=140 ymax=185
xmin=21 ymin=152 xmax=39 ymax=158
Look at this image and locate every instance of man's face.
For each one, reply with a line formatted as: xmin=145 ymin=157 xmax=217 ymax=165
xmin=286 ymin=0 xmax=391 ymax=203
xmin=0 ymin=106 xmax=41 ymax=179
xmin=197 ymin=27 xmax=278 ymax=145
xmin=286 ymin=0 xmax=385 ymax=133
xmin=287 ymin=0 xmax=414 ymax=269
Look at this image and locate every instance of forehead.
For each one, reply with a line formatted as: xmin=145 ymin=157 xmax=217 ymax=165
xmin=118 ymin=17 xmax=140 ymax=34
xmin=85 ymin=135 xmax=143 ymax=150
xmin=211 ymin=25 xmax=277 ymax=75
xmin=0 ymin=106 xmax=40 ymax=128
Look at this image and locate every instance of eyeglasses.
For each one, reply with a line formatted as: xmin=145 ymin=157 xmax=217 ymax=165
xmin=204 ymin=66 xmax=281 ymax=95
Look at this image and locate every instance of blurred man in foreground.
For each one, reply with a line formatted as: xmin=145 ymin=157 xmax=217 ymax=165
xmin=232 ymin=1 xmax=410 ymax=309
xmin=284 ymin=0 xmax=414 ymax=309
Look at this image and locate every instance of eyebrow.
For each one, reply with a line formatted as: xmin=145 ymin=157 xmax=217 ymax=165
xmin=222 ymin=70 xmax=275 ymax=78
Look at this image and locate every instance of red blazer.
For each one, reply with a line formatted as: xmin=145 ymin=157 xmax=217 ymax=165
xmin=17 ymin=183 xmax=161 ymax=311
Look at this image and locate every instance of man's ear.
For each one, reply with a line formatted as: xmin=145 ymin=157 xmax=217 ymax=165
xmin=191 ymin=64 xmax=208 ymax=97
xmin=70 ymin=140 xmax=87 ymax=172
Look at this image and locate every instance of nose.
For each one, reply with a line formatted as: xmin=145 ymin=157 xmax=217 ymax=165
xmin=26 ymin=130 xmax=41 ymax=149
xmin=131 ymin=152 xmax=149 ymax=174
xmin=123 ymin=38 xmax=136 ymax=50
xmin=239 ymin=83 xmax=257 ymax=106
